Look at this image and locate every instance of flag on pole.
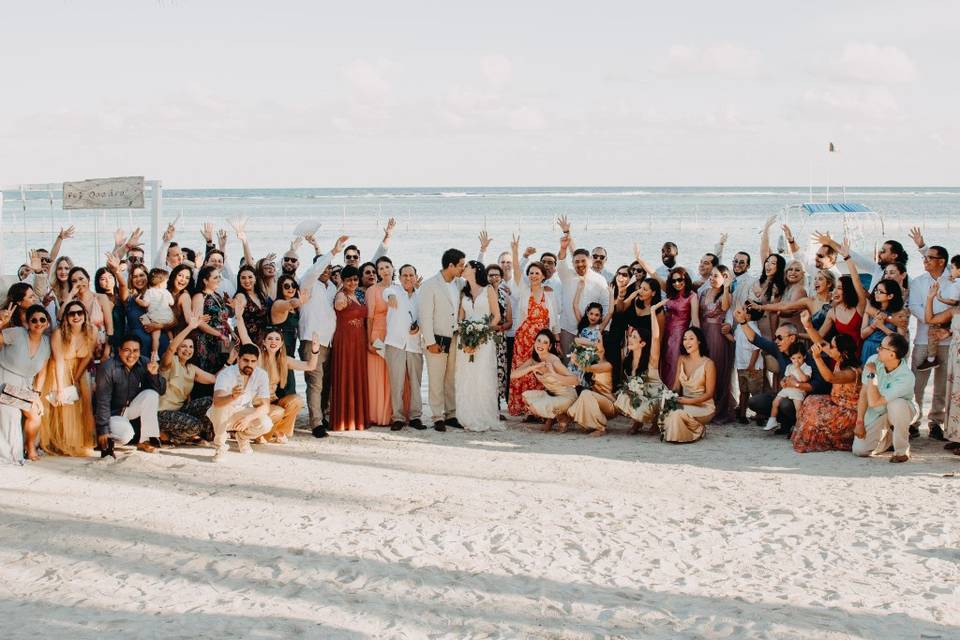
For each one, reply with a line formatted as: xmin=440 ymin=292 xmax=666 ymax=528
xmin=828 ymin=142 xmax=836 ymax=152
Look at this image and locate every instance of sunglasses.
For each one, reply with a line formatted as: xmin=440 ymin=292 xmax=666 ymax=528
xmin=541 ymin=260 xmax=556 ymax=265
xmin=877 ymin=345 xmax=894 ymax=353
xmin=283 ymin=257 xmax=298 ymax=262
xmin=671 ymin=278 xmax=684 ymax=283
xmin=592 ymin=254 xmax=606 ymax=260
xmin=40 ymin=258 xmax=52 ymax=264
xmin=29 ymin=316 xmax=48 ymax=325
xmin=66 ymin=309 xmax=85 ymax=318
xmin=281 ymin=282 xmax=297 ymax=290
xmin=773 ymin=335 xmax=787 ymax=342
xmin=345 ymin=254 xmax=360 ymax=261
xmin=617 ymin=272 xmax=630 ymax=278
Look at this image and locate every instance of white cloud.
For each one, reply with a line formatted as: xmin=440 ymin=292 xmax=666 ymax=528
xmin=797 ymin=87 xmax=902 ymax=123
xmin=836 ymin=43 xmax=915 ymax=83
xmin=340 ymin=58 xmax=394 ymax=99
xmin=481 ymin=55 xmax=513 ymax=85
xmin=658 ymin=43 xmax=762 ymax=77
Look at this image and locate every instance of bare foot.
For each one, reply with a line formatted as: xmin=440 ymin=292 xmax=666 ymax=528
xmin=540 ymin=418 xmax=555 ymax=433
xmin=25 ymin=447 xmax=39 ymax=461
xmin=628 ymin=421 xmax=643 ymax=435
xmin=589 ymin=429 xmax=605 ymax=437
xmin=557 ymin=418 xmax=569 ymax=433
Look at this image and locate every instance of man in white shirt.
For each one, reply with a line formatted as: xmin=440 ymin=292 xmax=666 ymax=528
xmin=907 ymin=244 xmax=956 ymax=440
xmin=208 ymin=344 xmax=272 ymax=462
xmin=298 ymin=235 xmax=347 ymax=438
xmin=383 ymin=264 xmax=425 ymax=431
xmin=555 ymin=216 xmax=609 ymax=360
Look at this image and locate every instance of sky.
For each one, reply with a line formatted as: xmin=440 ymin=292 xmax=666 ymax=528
xmin=1 ymin=0 xmax=957 ymax=188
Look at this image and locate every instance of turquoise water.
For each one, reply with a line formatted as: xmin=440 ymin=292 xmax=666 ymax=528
xmin=4 ymin=186 xmax=958 ymax=276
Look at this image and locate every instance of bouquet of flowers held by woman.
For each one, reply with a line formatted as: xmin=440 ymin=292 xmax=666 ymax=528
xmin=617 ymin=374 xmax=648 ymax=410
xmin=457 ymin=314 xmax=501 ymax=362
xmin=570 ymin=344 xmax=600 ymax=371
xmin=656 ymin=389 xmax=680 ymax=439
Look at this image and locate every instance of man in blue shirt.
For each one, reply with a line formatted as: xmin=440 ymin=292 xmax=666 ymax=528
xmin=853 ymin=334 xmax=918 ymax=462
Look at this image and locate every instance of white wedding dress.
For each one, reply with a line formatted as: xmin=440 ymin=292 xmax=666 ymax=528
xmin=455 ymin=287 xmax=504 ymax=432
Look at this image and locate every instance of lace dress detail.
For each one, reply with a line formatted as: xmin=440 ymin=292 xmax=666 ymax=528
xmin=455 ymin=288 xmax=503 ymax=432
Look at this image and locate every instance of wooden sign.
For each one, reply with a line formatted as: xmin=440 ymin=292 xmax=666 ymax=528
xmin=63 ymin=176 xmax=145 ymax=209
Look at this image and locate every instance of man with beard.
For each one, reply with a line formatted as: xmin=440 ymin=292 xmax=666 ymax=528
xmin=555 ymin=216 xmax=609 ymax=361
xmin=591 ymin=246 xmax=614 ymax=283
xmin=655 ymin=241 xmax=684 ymax=282
xmin=207 ymin=343 xmax=272 ymax=462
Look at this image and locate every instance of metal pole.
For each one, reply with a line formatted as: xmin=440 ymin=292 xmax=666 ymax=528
xmin=149 ymin=180 xmax=163 ymax=258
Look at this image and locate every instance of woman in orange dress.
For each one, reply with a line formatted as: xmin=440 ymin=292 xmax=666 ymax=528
xmin=508 ymin=235 xmax=560 ymax=416
xmin=365 ymin=257 xmax=394 ymax=426
xmin=331 ymin=266 xmax=369 ymax=431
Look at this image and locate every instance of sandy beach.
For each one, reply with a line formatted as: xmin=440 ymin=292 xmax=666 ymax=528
xmin=1 ymin=414 xmax=957 ymax=639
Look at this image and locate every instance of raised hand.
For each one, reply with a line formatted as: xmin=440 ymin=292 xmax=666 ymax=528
xmin=299 ymin=285 xmax=311 ymax=306
xmin=232 ymin=295 xmax=245 ymax=318
xmin=811 ymin=230 xmax=832 ymax=246
xmin=839 ymin=237 xmax=851 ymax=259
xmin=383 ymin=217 xmax=397 ymax=238
xmin=290 ymin=236 xmax=303 ymax=252
xmin=810 ymin=342 xmax=823 ymax=358
xmin=113 ymin=228 xmax=126 ymax=248
xmin=332 ymin=235 xmax=349 ymax=255
xmin=305 ymin=233 xmax=319 ymax=249
xmin=763 ymin=214 xmax=778 ymax=230
xmin=780 ymin=224 xmax=795 ymax=242
xmin=556 ymin=214 xmax=571 ymax=234
xmin=523 ymin=246 xmax=537 ymax=259
xmin=28 ymin=250 xmax=42 ymax=273
xmin=732 ymin=307 xmax=747 ymax=324
xmin=800 ymin=309 xmax=811 ymax=325
xmin=0 ymin=303 xmax=15 ymax=326
xmin=146 ymin=360 xmax=160 ymax=376
xmin=908 ymin=226 xmax=925 ymax=249
xmin=105 ymin=252 xmax=121 ymax=273
xmin=632 ymin=242 xmax=642 ymax=261
xmin=928 ymin=281 xmax=940 ymax=298
xmin=217 ymin=228 xmax=228 ymax=249
xmin=59 ymin=225 xmax=76 ymax=240
xmin=126 ymin=228 xmax=143 ymax=250
xmin=263 ymin=253 xmax=277 ymax=265
xmin=510 ymin=233 xmax=520 ymax=251
xmin=201 ymin=222 xmax=214 ymax=243
xmin=478 ymin=230 xmax=492 ymax=253
xmin=718 ymin=232 xmax=728 ymax=246
xmin=187 ymin=309 xmax=203 ymax=329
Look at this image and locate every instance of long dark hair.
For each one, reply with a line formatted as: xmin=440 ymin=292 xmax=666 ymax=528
xmin=680 ymin=326 xmax=710 ymax=357
xmin=530 ymin=328 xmax=559 ymax=362
xmin=93 ymin=267 xmax=119 ymax=297
xmin=837 ymin=275 xmax=859 ymax=309
xmin=611 ymin=264 xmax=633 ymax=298
xmin=635 ymin=277 xmax=663 ymax=310
xmin=276 ymin=274 xmax=300 ymax=300
xmin=167 ymin=264 xmax=194 ymax=299
xmin=461 ymin=260 xmax=489 ymax=300
xmin=869 ymin=278 xmax=904 ymax=314
xmin=236 ymin=264 xmax=267 ymax=305
xmin=758 ymin=254 xmax=787 ymax=300
xmin=666 ymin=267 xmax=693 ymax=300
xmin=577 ymin=302 xmax=603 ymax=332
xmin=375 ymin=256 xmax=395 ymax=283
xmin=196 ymin=265 xmax=219 ymax=294
xmin=3 ymin=283 xmax=35 ymax=327
xmin=833 ymin=333 xmax=860 ymax=369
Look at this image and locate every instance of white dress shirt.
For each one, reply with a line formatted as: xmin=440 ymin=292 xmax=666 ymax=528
xmin=383 ymin=284 xmax=422 ymax=353
xmin=557 ymin=260 xmax=608 ymax=335
xmin=213 ymin=365 xmax=270 ymax=409
xmin=908 ymin=271 xmax=957 ymax=346
xmin=297 ymin=253 xmax=337 ymax=347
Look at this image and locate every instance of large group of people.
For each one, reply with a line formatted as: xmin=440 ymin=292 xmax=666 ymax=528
xmin=2 ymin=212 xmax=959 ymax=466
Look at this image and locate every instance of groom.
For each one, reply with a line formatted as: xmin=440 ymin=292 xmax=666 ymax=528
xmin=419 ymin=248 xmax=466 ymax=431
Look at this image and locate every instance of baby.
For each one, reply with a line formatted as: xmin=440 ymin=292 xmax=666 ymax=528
xmin=764 ymin=342 xmax=811 ymax=431
xmin=136 ymin=268 xmax=175 ymax=361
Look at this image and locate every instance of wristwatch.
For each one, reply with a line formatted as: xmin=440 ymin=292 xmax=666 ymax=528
xmin=865 ymin=372 xmax=876 ymax=380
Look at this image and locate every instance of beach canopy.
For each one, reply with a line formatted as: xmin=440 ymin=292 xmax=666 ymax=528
xmin=801 ymin=202 xmax=873 ymax=214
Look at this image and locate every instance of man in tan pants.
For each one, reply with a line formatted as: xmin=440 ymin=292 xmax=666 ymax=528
xmin=207 ymin=344 xmax=272 ymax=462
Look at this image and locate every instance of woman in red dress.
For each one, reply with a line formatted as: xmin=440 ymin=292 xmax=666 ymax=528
xmin=331 ymin=266 xmax=369 ymax=431
xmin=817 ymin=251 xmax=867 ymax=354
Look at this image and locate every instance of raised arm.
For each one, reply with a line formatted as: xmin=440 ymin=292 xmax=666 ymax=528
xmin=800 ymin=309 xmax=828 ymax=346
xmin=510 ymin=234 xmax=522 ymax=286
xmin=372 ymin=217 xmax=396 ymax=261
xmin=49 ymin=226 xmax=75 ymax=265
xmin=840 ymin=240 xmax=867 ymax=313
xmin=286 ymin=332 xmax=322 ymax=372
xmin=760 ymin=215 xmax=778 ymax=262
xmin=648 ymin=300 xmax=664 ymax=372
xmin=925 ymin=282 xmax=955 ymax=325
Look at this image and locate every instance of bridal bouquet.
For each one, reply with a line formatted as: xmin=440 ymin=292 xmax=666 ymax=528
xmin=656 ymin=389 xmax=680 ymax=439
xmin=457 ymin=314 xmax=500 ymax=362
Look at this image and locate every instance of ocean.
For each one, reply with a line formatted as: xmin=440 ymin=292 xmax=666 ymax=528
xmin=3 ymin=186 xmax=959 ymax=276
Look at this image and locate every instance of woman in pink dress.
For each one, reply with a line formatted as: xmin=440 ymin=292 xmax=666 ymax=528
xmin=699 ymin=265 xmax=734 ymax=423
xmin=365 ymin=256 xmax=394 ymax=426
xmin=660 ymin=267 xmax=699 ymax=394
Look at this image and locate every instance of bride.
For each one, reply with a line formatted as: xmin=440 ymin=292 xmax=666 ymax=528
xmin=455 ymin=260 xmax=504 ymax=432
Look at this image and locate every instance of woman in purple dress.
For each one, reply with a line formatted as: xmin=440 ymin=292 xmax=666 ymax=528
xmin=660 ymin=267 xmax=699 ymax=392
xmin=699 ymin=265 xmax=734 ymax=423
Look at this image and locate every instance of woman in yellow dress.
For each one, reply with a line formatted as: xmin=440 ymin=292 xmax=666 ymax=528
xmin=662 ymin=327 xmax=716 ymax=443
xmin=567 ymin=341 xmax=617 ymax=436
xmin=516 ymin=329 xmax=580 ymax=432
xmin=40 ymin=300 xmax=97 ymax=457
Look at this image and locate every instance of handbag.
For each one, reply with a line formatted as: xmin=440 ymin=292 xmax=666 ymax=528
xmin=47 ymin=385 xmax=80 ymax=406
xmin=0 ymin=383 xmax=40 ymax=412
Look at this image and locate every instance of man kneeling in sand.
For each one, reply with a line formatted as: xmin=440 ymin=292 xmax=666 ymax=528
xmin=853 ymin=334 xmax=918 ymax=463
xmin=208 ymin=343 xmax=272 ymax=462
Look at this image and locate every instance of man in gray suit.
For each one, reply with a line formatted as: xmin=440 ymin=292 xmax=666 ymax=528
xmin=418 ymin=248 xmax=466 ymax=431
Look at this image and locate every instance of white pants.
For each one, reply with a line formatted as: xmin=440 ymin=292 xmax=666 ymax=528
xmin=912 ymin=343 xmax=950 ymax=425
xmin=107 ymin=390 xmax=160 ymax=444
xmin=425 ymin=341 xmax=457 ymax=422
xmin=207 ymin=404 xmax=272 ymax=448
xmin=852 ymin=398 xmax=918 ymax=457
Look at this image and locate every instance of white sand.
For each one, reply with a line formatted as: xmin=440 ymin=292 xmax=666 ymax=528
xmin=1 ymin=418 xmax=958 ymax=639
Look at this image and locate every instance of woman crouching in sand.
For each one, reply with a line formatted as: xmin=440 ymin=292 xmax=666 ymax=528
xmin=513 ymin=329 xmax=579 ymax=432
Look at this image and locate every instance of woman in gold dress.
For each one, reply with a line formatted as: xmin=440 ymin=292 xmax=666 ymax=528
xmin=516 ymin=329 xmax=580 ymax=432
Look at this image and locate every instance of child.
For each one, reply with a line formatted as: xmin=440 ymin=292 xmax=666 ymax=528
xmin=136 ymin=268 xmax=175 ymax=361
xmin=570 ymin=291 xmax=607 ymax=382
xmin=731 ymin=316 xmax=762 ymax=424
xmin=764 ymin=342 xmax=811 ymax=431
